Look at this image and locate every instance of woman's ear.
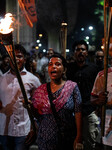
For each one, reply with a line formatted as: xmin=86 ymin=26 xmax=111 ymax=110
xmin=62 ymin=68 xmax=67 ymax=80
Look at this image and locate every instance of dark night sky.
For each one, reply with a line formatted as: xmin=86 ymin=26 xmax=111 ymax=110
xmin=76 ymin=0 xmax=98 ymax=28
xmin=0 ymin=0 xmax=102 ymax=50
xmin=0 ymin=0 xmax=98 ymax=28
xmin=0 ymin=0 xmax=98 ymax=25
xmin=69 ymin=0 xmax=103 ymax=50
xmin=0 ymin=1 xmax=6 ymax=17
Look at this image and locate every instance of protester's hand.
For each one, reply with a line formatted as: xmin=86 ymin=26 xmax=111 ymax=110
xmin=98 ymin=91 xmax=108 ymax=105
xmin=0 ymin=102 xmax=13 ymax=116
xmin=22 ymin=99 xmax=32 ymax=108
xmin=107 ymin=100 xmax=112 ymax=107
xmin=73 ymin=136 xmax=83 ymax=150
xmin=75 ymin=143 xmax=84 ymax=150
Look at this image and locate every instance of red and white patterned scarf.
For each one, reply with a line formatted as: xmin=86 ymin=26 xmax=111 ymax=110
xmin=32 ymin=80 xmax=76 ymax=114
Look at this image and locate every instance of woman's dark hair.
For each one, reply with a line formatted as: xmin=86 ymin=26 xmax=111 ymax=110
xmin=49 ymin=53 xmax=67 ymax=69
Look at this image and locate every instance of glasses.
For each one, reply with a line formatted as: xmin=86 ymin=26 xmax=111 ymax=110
xmin=75 ymin=48 xmax=86 ymax=51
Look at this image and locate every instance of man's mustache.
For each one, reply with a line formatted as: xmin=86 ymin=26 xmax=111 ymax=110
xmin=78 ymin=53 xmax=84 ymax=57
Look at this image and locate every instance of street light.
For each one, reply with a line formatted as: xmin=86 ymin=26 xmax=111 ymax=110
xmin=88 ymin=26 xmax=93 ymax=30
xmin=43 ymin=49 xmax=46 ymax=52
xmin=86 ymin=36 xmax=89 ymax=40
xmin=36 ymin=39 xmax=40 ymax=43
xmin=81 ymin=27 xmax=84 ymax=31
xmin=39 ymin=34 xmax=43 ymax=38
xmin=66 ymin=49 xmax=69 ymax=52
xmin=38 ymin=43 xmax=42 ymax=47
xmin=35 ymin=46 xmax=39 ymax=50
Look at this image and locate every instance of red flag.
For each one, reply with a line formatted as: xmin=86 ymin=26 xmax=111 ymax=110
xmin=22 ymin=0 xmax=37 ymax=23
xmin=18 ymin=0 xmax=33 ymax=27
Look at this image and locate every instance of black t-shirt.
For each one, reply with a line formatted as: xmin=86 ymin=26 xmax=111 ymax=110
xmin=66 ymin=61 xmax=98 ymax=116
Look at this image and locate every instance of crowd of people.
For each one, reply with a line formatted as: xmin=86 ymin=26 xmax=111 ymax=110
xmin=0 ymin=40 xmax=112 ymax=150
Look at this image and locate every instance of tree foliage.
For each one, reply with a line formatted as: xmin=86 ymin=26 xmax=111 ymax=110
xmin=94 ymin=0 xmax=104 ymax=23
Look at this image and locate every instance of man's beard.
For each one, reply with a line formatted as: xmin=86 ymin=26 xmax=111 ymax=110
xmin=77 ymin=53 xmax=85 ymax=63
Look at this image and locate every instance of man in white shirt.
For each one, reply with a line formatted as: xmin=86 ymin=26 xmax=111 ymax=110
xmin=91 ymin=67 xmax=112 ymax=150
xmin=0 ymin=44 xmax=41 ymax=150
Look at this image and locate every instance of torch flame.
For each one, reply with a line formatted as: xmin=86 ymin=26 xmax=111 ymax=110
xmin=0 ymin=13 xmax=14 ymax=34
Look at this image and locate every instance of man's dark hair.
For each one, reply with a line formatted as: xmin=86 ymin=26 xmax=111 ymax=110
xmin=2 ymin=54 xmax=9 ymax=60
xmin=14 ymin=44 xmax=27 ymax=56
xmin=72 ymin=40 xmax=88 ymax=52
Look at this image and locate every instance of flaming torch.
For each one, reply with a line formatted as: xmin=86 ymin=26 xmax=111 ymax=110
xmin=100 ymin=0 xmax=112 ymax=144
xmin=60 ymin=22 xmax=67 ymax=58
xmin=0 ymin=13 xmax=14 ymax=59
xmin=0 ymin=13 xmax=37 ymax=133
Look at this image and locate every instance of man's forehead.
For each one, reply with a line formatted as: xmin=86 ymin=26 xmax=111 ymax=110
xmin=96 ymin=51 xmax=104 ymax=56
xmin=48 ymin=50 xmax=53 ymax=54
xmin=15 ymin=50 xmax=24 ymax=54
xmin=76 ymin=44 xmax=86 ymax=48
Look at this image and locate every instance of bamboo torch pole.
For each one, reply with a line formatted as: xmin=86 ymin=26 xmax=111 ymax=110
xmin=0 ymin=32 xmax=37 ymax=133
xmin=60 ymin=22 xmax=67 ymax=58
xmin=17 ymin=1 xmax=20 ymax=44
xmin=101 ymin=0 xmax=112 ymax=138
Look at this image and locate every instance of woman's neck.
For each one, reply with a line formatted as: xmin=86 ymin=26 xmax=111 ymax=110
xmin=50 ymin=79 xmax=65 ymax=93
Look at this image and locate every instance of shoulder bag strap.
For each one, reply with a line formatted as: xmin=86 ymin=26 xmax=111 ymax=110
xmin=47 ymin=83 xmax=61 ymax=131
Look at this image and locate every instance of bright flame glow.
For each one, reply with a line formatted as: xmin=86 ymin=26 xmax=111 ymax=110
xmin=0 ymin=13 xmax=14 ymax=34
xmin=101 ymin=45 xmax=104 ymax=50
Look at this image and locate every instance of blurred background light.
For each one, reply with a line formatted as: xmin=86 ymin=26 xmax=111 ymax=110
xmin=36 ymin=40 xmax=40 ymax=43
xmin=86 ymin=36 xmax=89 ymax=40
xmin=66 ymin=49 xmax=70 ymax=52
xmin=38 ymin=43 xmax=42 ymax=47
xmin=81 ymin=27 xmax=84 ymax=31
xmin=88 ymin=26 xmax=93 ymax=30
xmin=43 ymin=49 xmax=46 ymax=52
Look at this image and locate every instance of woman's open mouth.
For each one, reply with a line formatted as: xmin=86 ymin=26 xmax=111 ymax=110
xmin=51 ymin=71 xmax=57 ymax=76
